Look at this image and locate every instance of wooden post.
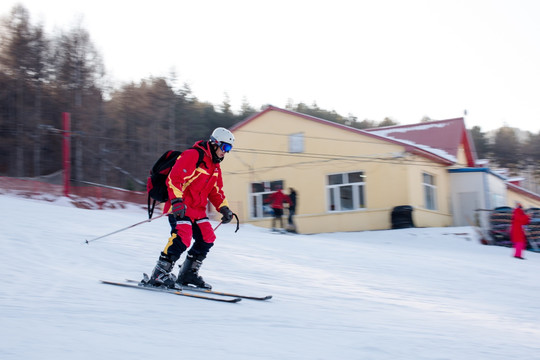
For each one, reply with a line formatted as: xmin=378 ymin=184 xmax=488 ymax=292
xmin=62 ymin=112 xmax=71 ymax=197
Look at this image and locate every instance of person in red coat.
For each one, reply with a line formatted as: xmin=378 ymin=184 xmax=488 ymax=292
xmin=143 ymin=127 xmax=235 ymax=289
xmin=265 ymin=187 xmax=292 ymax=232
xmin=510 ymin=203 xmax=530 ymax=259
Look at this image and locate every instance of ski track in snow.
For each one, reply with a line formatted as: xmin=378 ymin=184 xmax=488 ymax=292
xmin=1 ymin=194 xmax=540 ymax=359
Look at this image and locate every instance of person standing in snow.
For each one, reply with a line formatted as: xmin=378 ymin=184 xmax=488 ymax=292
xmin=287 ymin=187 xmax=297 ymax=233
xmin=143 ymin=127 xmax=235 ymax=289
xmin=510 ymin=203 xmax=530 ymax=259
xmin=265 ymin=186 xmax=291 ymax=232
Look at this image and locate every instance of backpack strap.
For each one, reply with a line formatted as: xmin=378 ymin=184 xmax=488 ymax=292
xmin=147 ymin=147 xmax=204 ymax=219
xmin=148 ymin=196 xmax=157 ymax=219
xmin=192 ymin=146 xmax=205 ymax=168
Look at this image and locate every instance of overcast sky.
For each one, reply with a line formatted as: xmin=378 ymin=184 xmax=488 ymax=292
xmin=2 ymin=0 xmax=540 ymax=133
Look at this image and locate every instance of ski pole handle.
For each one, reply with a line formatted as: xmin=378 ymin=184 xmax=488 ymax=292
xmin=213 ymin=213 xmax=240 ymax=233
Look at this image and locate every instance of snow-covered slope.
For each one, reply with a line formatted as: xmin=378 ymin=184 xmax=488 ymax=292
xmin=1 ymin=194 xmax=539 ymax=360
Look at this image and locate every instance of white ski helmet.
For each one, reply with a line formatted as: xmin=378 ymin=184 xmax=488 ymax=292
xmin=210 ymin=127 xmax=235 ymax=146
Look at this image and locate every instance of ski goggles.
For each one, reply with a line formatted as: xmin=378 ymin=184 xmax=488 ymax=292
xmin=219 ymin=142 xmax=233 ymax=153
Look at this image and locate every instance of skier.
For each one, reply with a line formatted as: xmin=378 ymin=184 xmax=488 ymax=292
xmin=510 ymin=203 xmax=530 ymax=259
xmin=143 ymin=127 xmax=235 ymax=289
xmin=265 ymin=186 xmax=291 ymax=232
xmin=287 ymin=187 xmax=297 ymax=233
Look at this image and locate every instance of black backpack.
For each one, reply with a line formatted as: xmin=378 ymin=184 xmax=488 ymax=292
xmin=147 ymin=148 xmax=204 ymax=218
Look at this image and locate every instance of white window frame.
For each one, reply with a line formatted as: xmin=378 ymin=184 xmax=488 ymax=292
xmin=289 ymin=132 xmax=304 ymax=153
xmin=423 ymin=172 xmax=437 ymax=210
xmin=326 ymin=171 xmax=366 ymax=212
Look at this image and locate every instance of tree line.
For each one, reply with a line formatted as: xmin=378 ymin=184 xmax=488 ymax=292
xmin=0 ymin=5 xmax=254 ymax=190
xmin=1 ymin=5 xmax=539 ymax=191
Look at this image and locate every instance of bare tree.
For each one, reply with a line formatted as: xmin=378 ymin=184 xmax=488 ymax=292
xmin=51 ymin=22 xmax=105 ymax=183
xmin=0 ymin=5 xmax=50 ymax=177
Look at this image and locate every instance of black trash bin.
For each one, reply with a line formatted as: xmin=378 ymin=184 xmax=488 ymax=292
xmin=391 ymin=205 xmax=415 ymax=229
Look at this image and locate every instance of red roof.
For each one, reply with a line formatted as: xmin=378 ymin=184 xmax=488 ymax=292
xmin=365 ymin=118 xmax=477 ymax=167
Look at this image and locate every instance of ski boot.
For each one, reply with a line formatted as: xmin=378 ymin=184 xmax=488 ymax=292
xmin=176 ymin=254 xmax=212 ymax=290
xmin=142 ymin=253 xmax=180 ymax=289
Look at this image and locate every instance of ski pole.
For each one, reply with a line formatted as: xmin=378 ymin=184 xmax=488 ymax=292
xmin=214 ymin=213 xmax=240 ymax=233
xmin=213 ymin=221 xmax=223 ymax=232
xmin=84 ymin=212 xmax=170 ymax=245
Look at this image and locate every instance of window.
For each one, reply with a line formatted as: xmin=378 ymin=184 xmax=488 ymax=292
xmin=250 ymin=180 xmax=284 ymax=218
xmin=289 ymin=133 xmax=304 ymax=153
xmin=423 ymin=172 xmax=437 ymax=210
xmin=327 ymin=171 xmax=366 ymax=211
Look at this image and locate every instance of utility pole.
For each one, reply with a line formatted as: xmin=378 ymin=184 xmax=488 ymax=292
xmin=63 ymin=112 xmax=71 ymax=197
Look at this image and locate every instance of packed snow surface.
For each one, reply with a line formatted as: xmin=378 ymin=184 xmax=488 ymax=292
xmin=1 ymin=194 xmax=539 ymax=359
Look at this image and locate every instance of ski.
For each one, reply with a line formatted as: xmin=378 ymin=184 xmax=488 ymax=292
xmin=126 ymin=279 xmax=272 ymax=301
xmin=101 ymin=280 xmax=242 ymax=303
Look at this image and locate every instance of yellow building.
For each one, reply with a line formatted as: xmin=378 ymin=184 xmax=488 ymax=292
xmin=222 ymin=106 xmax=539 ymax=234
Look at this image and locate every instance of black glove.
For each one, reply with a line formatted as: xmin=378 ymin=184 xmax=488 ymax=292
xmin=219 ymin=206 xmax=233 ymax=224
xmin=171 ymin=198 xmax=187 ymax=218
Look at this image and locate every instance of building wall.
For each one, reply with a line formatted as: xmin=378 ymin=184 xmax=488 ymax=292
xmin=456 ymin=144 xmax=468 ymax=167
xmin=402 ymin=155 xmax=452 ymax=227
xmin=506 ymin=188 xmax=540 ymax=209
xmin=224 ymin=110 xmax=453 ymax=233
xmin=448 ymin=169 xmax=512 ymax=226
xmin=486 ymin=173 xmax=507 ymax=209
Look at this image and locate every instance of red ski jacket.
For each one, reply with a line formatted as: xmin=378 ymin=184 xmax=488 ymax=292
xmin=266 ymin=189 xmax=291 ymax=210
xmin=164 ymin=140 xmax=229 ymax=220
xmin=510 ymin=206 xmax=530 ymax=244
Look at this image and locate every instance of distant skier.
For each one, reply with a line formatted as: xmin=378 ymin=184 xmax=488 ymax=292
xmin=287 ymin=187 xmax=297 ymax=233
xmin=265 ymin=186 xmax=292 ymax=232
xmin=143 ymin=127 xmax=235 ymax=289
xmin=510 ymin=203 xmax=530 ymax=259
